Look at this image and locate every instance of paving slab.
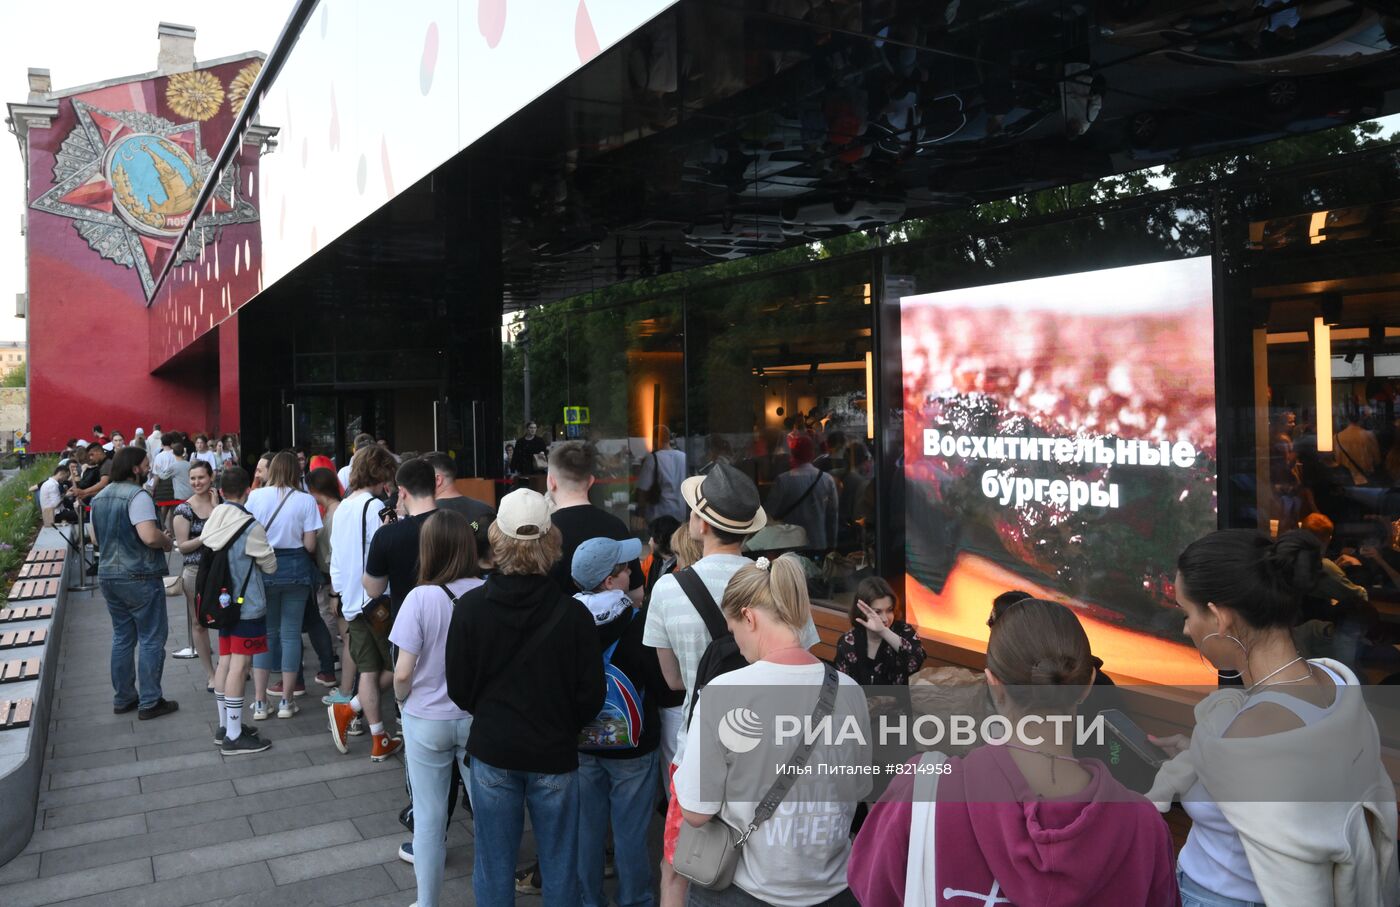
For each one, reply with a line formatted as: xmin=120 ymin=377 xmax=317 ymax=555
xmin=0 ymin=567 xmax=609 ymax=906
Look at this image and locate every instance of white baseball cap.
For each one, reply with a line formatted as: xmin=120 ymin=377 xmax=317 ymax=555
xmin=496 ymin=488 xmax=551 ymax=540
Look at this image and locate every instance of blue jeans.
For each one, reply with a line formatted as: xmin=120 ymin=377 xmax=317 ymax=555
xmin=578 ymin=751 xmax=659 ymax=907
xmin=469 ymin=758 xmax=579 ymax=907
xmin=301 ymin=589 xmax=336 ymax=675
xmin=99 ymin=577 xmax=168 ymax=709
xmin=402 ymin=712 xmax=473 ymax=907
xmin=253 ymin=583 xmax=310 ymax=676
xmin=1177 ymin=869 xmax=1266 ymax=907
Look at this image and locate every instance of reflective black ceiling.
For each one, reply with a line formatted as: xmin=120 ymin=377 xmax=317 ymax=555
xmin=323 ymin=0 xmax=1400 ymax=309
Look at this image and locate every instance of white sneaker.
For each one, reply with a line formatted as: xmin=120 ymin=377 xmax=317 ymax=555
xmin=277 ymin=699 xmax=299 ymax=719
xmin=251 ymin=700 xmax=270 ymax=721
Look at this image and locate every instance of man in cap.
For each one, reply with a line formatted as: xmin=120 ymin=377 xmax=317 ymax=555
xmin=642 ymin=461 xmax=820 ymax=907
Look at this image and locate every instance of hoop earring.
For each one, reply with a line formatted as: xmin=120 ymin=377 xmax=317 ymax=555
xmin=1201 ymin=632 xmax=1247 ymax=680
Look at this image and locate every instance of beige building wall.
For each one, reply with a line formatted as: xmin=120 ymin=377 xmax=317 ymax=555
xmin=0 ymin=388 xmax=27 ymax=447
xmin=0 ymin=345 xmax=26 ymax=380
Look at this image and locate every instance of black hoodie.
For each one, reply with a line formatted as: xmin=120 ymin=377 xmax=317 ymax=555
xmin=445 ymin=572 xmax=604 ymax=774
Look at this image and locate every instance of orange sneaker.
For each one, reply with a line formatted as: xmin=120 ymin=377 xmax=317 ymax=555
xmin=328 ymin=702 xmax=356 ymax=754
xmin=370 ymin=733 xmax=402 ymax=762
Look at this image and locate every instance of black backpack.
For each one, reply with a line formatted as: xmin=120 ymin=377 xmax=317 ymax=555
xmin=195 ymin=518 xmax=255 ymax=631
xmin=675 ymin=567 xmax=749 ymax=729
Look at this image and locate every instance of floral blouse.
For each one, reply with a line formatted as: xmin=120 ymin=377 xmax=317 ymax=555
xmin=173 ymin=501 xmax=210 ymax=567
xmin=834 ymin=621 xmax=926 ymax=686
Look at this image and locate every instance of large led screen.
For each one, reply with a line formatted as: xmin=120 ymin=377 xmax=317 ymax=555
xmin=900 ymin=256 xmax=1218 ymax=684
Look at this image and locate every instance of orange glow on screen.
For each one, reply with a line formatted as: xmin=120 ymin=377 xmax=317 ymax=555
xmin=905 ymin=554 xmax=1216 ymax=686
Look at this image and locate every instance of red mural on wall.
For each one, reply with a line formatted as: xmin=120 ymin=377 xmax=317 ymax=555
xmin=22 ymin=56 xmax=266 ymax=449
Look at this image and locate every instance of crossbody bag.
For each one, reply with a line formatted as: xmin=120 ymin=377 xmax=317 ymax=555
xmin=359 ymin=497 xmax=395 ymax=636
xmin=672 ymin=663 xmax=840 ymax=890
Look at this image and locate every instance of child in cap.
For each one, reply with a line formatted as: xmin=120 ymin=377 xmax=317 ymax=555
xmin=571 ymin=536 xmax=667 ymax=906
xmin=571 ymin=536 xmax=643 ymax=625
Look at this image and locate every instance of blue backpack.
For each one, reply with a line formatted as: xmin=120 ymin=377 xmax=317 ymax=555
xmin=579 ymin=613 xmax=644 ymax=751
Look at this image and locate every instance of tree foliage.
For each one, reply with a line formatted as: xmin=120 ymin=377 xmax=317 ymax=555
xmin=1 ymin=362 xmax=26 ymax=388
xmin=501 ymin=120 xmax=1398 ymax=438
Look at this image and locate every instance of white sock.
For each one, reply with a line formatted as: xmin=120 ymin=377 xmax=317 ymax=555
xmin=225 ymin=696 xmax=244 ymax=741
xmin=370 ymin=722 xmax=384 ymax=736
xmin=350 ymin=696 xmax=362 ymax=713
xmin=215 ymin=693 xmax=227 ymax=729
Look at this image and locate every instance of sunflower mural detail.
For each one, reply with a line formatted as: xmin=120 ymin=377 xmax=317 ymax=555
xmin=227 ymin=61 xmax=262 ymax=113
xmin=165 ymin=70 xmax=225 ymax=122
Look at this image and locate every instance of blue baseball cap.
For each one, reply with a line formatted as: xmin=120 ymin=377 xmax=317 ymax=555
xmin=572 ymin=536 xmax=643 ymax=591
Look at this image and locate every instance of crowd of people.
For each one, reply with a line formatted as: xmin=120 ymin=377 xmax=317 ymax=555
xmin=61 ymin=422 xmax=1400 ymax=907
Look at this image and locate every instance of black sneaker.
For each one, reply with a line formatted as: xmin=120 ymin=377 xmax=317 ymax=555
xmin=221 ymin=733 xmax=272 ymax=756
xmin=514 ymin=864 xmax=541 ymax=894
xmin=113 ymin=701 xmax=138 ymax=715
xmin=138 ymin=699 xmax=179 ymax=721
xmin=214 ymin=726 xmax=259 ymax=745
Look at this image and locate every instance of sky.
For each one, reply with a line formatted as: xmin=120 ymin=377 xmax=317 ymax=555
xmin=0 ymin=1 xmax=292 ymax=343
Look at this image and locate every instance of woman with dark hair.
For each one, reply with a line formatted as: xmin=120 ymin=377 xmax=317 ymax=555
xmin=392 ymin=510 xmax=481 ymax=907
xmin=850 ymin=598 xmax=1178 ymax=907
xmin=172 ymin=459 xmax=219 ymax=689
xmin=1147 ymin=529 xmax=1399 ymax=906
xmin=307 ymin=465 xmax=344 ymax=693
xmin=246 ymin=451 xmax=323 ymax=720
xmin=835 ymin=576 xmax=926 ymax=686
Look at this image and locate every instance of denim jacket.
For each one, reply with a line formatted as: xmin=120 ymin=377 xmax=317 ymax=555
xmin=91 ymin=481 xmax=166 ymax=579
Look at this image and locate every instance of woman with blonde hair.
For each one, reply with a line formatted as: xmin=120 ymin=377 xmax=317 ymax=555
xmin=444 ymin=488 xmax=604 ymax=907
xmin=671 ymin=523 xmax=703 ymax=571
xmin=674 ymin=553 xmax=871 ymax=907
xmin=247 ymin=450 xmax=322 ymax=720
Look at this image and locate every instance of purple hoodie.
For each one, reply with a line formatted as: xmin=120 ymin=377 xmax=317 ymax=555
xmin=849 ymin=746 xmax=1178 ymax=907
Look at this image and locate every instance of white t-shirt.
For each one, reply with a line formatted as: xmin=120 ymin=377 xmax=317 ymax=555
xmin=39 ymin=478 xmax=63 ymax=510
xmin=337 ymin=465 xmax=351 ymax=492
xmin=642 ymin=553 xmax=820 ymax=741
xmin=193 ymin=450 xmax=219 ymax=472
xmin=246 ymin=486 xmax=322 ymax=549
xmin=151 ymin=447 xmax=178 ymax=480
xmin=329 ymin=490 xmax=385 ymax=619
xmin=674 ymin=660 xmax=869 ymax=907
xmin=390 ymin=576 xmax=482 ymax=721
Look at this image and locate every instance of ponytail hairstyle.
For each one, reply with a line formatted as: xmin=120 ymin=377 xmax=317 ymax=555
xmin=720 ymin=553 xmax=811 ymax=632
xmin=1176 ymin=528 xmax=1318 ymax=631
xmin=985 ymin=598 xmax=1094 ymax=714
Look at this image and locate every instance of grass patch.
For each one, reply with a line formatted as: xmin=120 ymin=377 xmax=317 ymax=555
xmin=0 ymin=457 xmax=58 ymax=608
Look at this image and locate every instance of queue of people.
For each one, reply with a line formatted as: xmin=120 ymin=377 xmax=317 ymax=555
xmin=66 ymin=425 xmax=1400 ymax=907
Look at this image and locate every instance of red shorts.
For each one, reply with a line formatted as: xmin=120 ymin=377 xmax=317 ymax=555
xmin=217 ymin=618 xmax=268 ymax=656
xmin=663 ymin=762 xmax=681 ymax=864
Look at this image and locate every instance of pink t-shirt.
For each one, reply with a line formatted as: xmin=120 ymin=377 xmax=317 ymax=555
xmin=389 ymin=577 xmax=482 ymax=721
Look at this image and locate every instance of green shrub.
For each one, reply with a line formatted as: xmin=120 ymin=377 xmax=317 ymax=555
xmin=0 ymin=457 xmax=58 ymax=606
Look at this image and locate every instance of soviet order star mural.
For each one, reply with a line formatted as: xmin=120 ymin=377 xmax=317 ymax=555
xmin=15 ymin=46 xmax=266 ymax=451
xmin=31 ymin=98 xmax=257 ymax=300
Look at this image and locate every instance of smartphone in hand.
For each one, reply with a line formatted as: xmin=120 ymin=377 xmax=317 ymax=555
xmin=1099 ymin=708 xmax=1168 ymax=768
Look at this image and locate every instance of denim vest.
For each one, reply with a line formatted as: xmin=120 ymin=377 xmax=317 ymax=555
xmin=92 ymin=481 xmax=167 ymax=579
xmin=223 ymin=507 xmax=268 ymax=620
